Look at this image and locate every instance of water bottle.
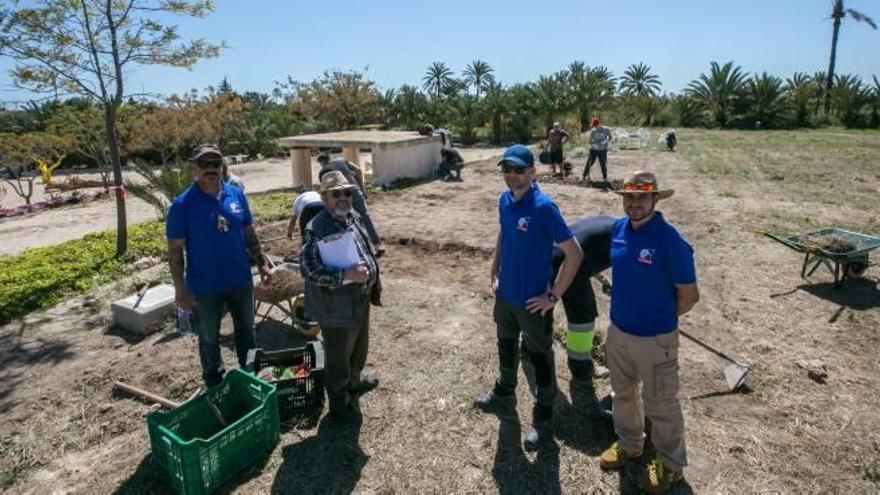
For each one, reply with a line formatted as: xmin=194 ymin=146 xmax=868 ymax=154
xmin=176 ymin=308 xmax=193 ymax=335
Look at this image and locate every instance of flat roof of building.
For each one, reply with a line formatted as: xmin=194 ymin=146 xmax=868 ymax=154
xmin=278 ymin=131 xmax=438 ymax=149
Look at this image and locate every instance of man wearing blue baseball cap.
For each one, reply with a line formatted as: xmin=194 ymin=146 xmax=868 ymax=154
xmin=474 ymin=144 xmax=583 ymax=451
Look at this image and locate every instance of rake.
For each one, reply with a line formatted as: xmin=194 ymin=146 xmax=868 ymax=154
xmin=679 ymin=330 xmax=750 ymax=391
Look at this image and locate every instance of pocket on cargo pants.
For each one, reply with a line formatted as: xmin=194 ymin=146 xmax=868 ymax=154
xmin=653 ymin=360 xmax=680 ymax=399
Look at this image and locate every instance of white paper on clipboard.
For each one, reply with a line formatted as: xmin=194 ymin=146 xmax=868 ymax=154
xmin=317 ymin=230 xmax=360 ymax=270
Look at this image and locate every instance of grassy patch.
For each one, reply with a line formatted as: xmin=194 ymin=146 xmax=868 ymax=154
xmin=860 ymin=439 xmax=880 ymax=486
xmin=0 ymin=192 xmax=294 ymax=324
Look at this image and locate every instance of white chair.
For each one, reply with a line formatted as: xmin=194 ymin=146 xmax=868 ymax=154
xmin=637 ymin=128 xmax=651 ymax=149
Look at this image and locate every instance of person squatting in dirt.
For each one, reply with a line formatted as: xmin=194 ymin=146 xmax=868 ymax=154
xmin=299 ymin=171 xmax=383 ymax=422
xmin=583 ymin=117 xmax=613 ymax=187
xmin=599 ymin=170 xmax=700 ymax=494
xmin=166 ymin=145 xmax=271 ymax=387
xmin=318 ymin=154 xmax=385 ymax=257
xmin=438 ymin=147 xmax=465 ymax=182
xmin=474 ymin=144 xmax=584 ymax=451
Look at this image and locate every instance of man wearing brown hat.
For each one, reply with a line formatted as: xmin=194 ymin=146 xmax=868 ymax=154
xmin=299 ymin=171 xmax=382 ymax=422
xmin=599 ymin=171 xmax=699 ymax=493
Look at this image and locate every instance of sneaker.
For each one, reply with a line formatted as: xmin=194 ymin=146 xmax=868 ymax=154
xmin=599 ymin=441 xmax=643 ymax=470
xmin=523 ymin=419 xmax=552 ymax=452
xmin=639 ymin=458 xmax=683 ymax=493
xmin=473 ymin=383 xmax=515 ymax=413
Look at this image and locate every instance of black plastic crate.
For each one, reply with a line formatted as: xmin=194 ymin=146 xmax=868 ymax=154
xmin=246 ymin=342 xmax=325 ymax=421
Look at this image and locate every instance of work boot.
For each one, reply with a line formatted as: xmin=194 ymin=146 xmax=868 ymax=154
xmin=350 ymin=373 xmax=379 ymax=395
xmin=523 ymin=405 xmax=553 ymax=452
xmin=599 ymin=441 xmax=643 ymax=470
xmin=473 ymin=382 xmax=515 ymax=413
xmin=639 ymin=458 xmax=684 ymax=493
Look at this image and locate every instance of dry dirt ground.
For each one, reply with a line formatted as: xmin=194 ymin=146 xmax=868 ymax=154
xmin=2 ymin=131 xmax=880 ymax=493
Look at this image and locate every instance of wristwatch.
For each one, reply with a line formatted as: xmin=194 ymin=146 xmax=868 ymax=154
xmin=547 ymin=292 xmax=559 ymax=303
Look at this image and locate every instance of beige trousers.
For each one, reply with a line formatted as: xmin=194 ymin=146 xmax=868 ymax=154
xmin=606 ymin=322 xmax=687 ymax=470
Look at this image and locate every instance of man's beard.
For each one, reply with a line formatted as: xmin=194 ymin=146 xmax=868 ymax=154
xmin=332 ymin=205 xmax=351 ymax=217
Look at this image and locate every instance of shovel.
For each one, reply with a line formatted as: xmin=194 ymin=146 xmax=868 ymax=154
xmin=679 ymin=330 xmax=750 ymax=391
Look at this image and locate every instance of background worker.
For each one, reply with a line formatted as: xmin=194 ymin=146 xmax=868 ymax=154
xmin=546 ymin=122 xmax=570 ymax=175
xmin=552 ymin=215 xmax=615 ymax=380
xmin=583 ymin=117 xmax=613 ymax=187
xmin=287 ymin=190 xmax=324 ymax=241
xmin=438 ymin=147 xmax=465 ymax=181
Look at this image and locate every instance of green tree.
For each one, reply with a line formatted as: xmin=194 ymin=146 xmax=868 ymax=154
xmin=686 ymin=61 xmax=749 ymax=127
xmin=619 ymin=63 xmax=662 ymax=97
xmin=124 ymin=160 xmax=193 ymax=220
xmin=286 ymin=69 xmax=379 ymax=130
xmin=785 ymin=72 xmax=815 ymax=127
xmin=483 ymin=81 xmax=507 ymax=143
xmin=824 ymin=1 xmax=876 ymax=115
xmin=422 ymin=62 xmax=454 ymax=100
xmin=0 ymin=132 xmax=70 ymax=205
xmin=566 ymin=62 xmax=616 ymax=131
xmin=830 ymin=74 xmax=870 ymax=127
xmin=0 ymin=0 xmax=222 ymax=255
xmin=745 ymin=73 xmax=791 ymax=128
xmin=393 ymin=84 xmax=428 ymax=129
xmin=463 ymin=60 xmax=495 ymax=99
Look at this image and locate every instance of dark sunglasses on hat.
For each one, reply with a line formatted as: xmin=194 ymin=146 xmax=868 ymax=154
xmin=196 ymin=158 xmax=223 ymax=169
xmin=331 ymin=189 xmax=353 ymax=198
xmin=501 ymin=164 xmax=526 ymax=175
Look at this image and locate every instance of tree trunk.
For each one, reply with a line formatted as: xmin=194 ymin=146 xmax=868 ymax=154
xmin=825 ymin=7 xmax=842 ymax=116
xmin=105 ymin=103 xmax=127 ymax=257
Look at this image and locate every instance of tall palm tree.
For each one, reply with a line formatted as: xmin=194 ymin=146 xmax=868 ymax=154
xmin=566 ymin=62 xmax=616 ymax=131
xmin=618 ymin=63 xmax=662 ymax=97
xmin=825 ymin=1 xmax=876 ymax=114
xmin=533 ymin=73 xmax=567 ymax=131
xmin=422 ymin=62 xmax=454 ymax=100
xmin=686 ymin=61 xmax=749 ymax=127
xmin=463 ymin=60 xmax=495 ymax=99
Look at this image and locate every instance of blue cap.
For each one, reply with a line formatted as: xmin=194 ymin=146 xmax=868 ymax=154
xmin=497 ymin=144 xmax=534 ymax=168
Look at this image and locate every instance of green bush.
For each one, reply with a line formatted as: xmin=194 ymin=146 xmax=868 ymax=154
xmin=0 ymin=191 xmax=294 ymax=324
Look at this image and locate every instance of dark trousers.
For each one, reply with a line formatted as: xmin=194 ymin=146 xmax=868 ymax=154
xmin=322 ymin=304 xmax=371 ymax=412
xmin=494 ymin=298 xmax=557 ymax=410
xmin=583 ymin=149 xmax=608 ymax=181
xmin=193 ymin=283 xmax=256 ymax=387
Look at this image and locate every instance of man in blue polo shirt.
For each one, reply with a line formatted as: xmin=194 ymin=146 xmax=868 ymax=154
xmin=598 ymin=171 xmax=699 ymax=494
xmin=474 ymin=144 xmax=583 ymax=452
xmin=166 ymin=145 xmax=271 ymax=387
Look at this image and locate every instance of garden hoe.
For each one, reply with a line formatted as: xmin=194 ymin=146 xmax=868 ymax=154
xmin=679 ymin=330 xmax=750 ymax=391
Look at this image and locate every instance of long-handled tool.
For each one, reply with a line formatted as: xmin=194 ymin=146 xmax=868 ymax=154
xmin=679 ymin=330 xmax=750 ymax=391
xmin=114 ymin=381 xmax=181 ymax=409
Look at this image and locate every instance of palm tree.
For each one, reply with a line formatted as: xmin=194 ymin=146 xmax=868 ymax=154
xmin=686 ymin=61 xmax=749 ymax=127
xmin=825 ymin=1 xmax=876 ymax=114
xmin=422 ymin=62 xmax=454 ymax=100
xmin=746 ymin=73 xmax=790 ymax=128
xmin=830 ymin=74 xmax=869 ymax=127
xmin=395 ymin=84 xmax=427 ymax=129
xmin=532 ymin=73 xmax=568 ymax=131
xmin=619 ymin=63 xmax=662 ymax=97
xmin=463 ymin=60 xmax=495 ymax=99
xmin=483 ymin=81 xmax=507 ymax=143
xmin=124 ymin=160 xmax=193 ymax=220
xmin=784 ymin=72 xmax=814 ymax=127
xmin=566 ymin=62 xmax=616 ymax=130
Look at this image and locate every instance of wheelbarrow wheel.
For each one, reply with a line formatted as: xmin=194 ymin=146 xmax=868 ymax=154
xmin=844 ymin=256 xmax=869 ymax=280
xmin=292 ymin=294 xmax=321 ymax=338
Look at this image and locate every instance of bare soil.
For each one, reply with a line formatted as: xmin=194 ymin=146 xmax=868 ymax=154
xmin=2 ymin=137 xmax=880 ymax=493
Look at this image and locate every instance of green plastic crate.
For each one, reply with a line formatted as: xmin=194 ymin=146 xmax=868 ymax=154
xmin=147 ymin=369 xmax=280 ymax=494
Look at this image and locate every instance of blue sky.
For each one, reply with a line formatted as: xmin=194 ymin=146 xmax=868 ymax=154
xmin=1 ymin=0 xmax=879 ymax=105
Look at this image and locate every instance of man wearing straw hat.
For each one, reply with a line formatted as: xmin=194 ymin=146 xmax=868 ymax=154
xmin=300 ymin=171 xmax=382 ymax=422
xmin=599 ymin=171 xmax=699 ymax=494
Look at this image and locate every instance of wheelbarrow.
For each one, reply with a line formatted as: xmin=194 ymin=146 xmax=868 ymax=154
xmin=761 ymin=228 xmax=880 ymax=287
xmin=253 ymin=261 xmax=320 ymax=338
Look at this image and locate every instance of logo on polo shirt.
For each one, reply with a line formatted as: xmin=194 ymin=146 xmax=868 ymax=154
xmin=517 ymin=216 xmax=531 ymax=232
xmin=229 ymin=202 xmax=242 ymax=215
xmin=637 ymin=248 xmax=655 ymax=265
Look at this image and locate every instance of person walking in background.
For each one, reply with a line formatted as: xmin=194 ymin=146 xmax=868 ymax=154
xmin=583 ymin=118 xmax=612 ymax=188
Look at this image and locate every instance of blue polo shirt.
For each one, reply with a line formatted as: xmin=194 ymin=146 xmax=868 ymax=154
xmin=609 ymin=212 xmax=696 ymax=336
xmin=497 ymin=183 xmax=574 ymax=308
xmin=166 ymin=183 xmax=254 ymax=296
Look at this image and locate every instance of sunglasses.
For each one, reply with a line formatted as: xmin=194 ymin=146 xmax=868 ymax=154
xmin=196 ymin=159 xmax=223 ymax=169
xmin=622 ymin=183 xmax=656 ymax=192
xmin=501 ymin=164 xmax=527 ymax=175
xmin=331 ymin=190 xmax=353 ymax=198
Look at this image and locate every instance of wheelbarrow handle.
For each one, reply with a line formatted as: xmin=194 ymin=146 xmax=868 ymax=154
xmin=679 ymin=329 xmax=744 ymax=366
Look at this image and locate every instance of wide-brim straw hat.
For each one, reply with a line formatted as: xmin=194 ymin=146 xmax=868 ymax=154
xmin=318 ymin=170 xmax=356 ymax=193
xmin=614 ymin=170 xmax=674 ymax=199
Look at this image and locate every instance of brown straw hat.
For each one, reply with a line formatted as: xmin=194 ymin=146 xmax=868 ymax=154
xmin=614 ymin=170 xmax=674 ymax=200
xmin=318 ymin=170 xmax=356 ymax=193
